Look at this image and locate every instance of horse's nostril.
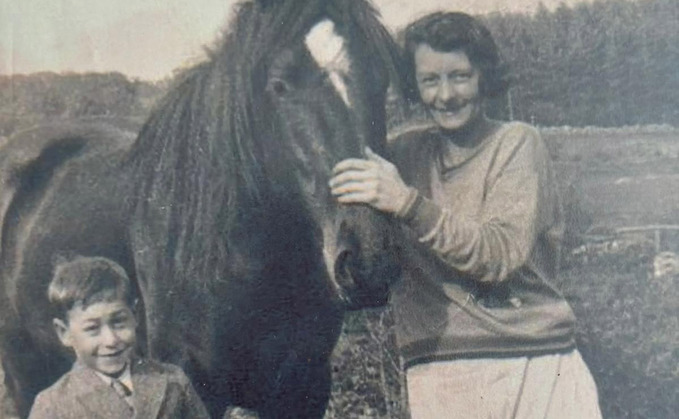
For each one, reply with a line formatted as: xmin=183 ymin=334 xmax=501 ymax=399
xmin=334 ymin=250 xmax=352 ymax=282
xmin=335 ymin=248 xmax=362 ymax=289
xmin=334 ymin=249 xmax=361 ymax=308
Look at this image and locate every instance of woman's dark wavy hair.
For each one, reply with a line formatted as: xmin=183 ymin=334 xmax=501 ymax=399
xmin=402 ymin=12 xmax=509 ymax=102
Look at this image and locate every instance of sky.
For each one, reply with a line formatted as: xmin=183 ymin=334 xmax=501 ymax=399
xmin=1 ymin=0 xmax=595 ymax=81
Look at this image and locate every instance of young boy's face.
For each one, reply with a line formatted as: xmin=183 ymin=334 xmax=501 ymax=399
xmin=54 ymin=299 xmax=136 ymax=376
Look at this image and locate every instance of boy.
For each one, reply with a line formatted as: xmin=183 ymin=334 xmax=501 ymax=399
xmin=28 ymin=256 xmax=209 ymax=419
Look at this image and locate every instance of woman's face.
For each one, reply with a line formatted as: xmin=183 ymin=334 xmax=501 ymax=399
xmin=414 ymin=44 xmax=482 ymax=132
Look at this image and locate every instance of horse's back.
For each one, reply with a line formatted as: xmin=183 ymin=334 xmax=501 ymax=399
xmin=0 ymin=119 xmax=138 ymax=415
xmin=1 ymin=118 xmax=138 ymax=314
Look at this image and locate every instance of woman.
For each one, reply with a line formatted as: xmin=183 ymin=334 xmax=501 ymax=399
xmin=330 ymin=12 xmax=602 ymax=419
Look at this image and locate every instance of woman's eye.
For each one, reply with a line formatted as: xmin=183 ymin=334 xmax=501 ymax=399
xmin=451 ymin=72 xmax=473 ymax=82
xmin=419 ymin=77 xmax=438 ymax=86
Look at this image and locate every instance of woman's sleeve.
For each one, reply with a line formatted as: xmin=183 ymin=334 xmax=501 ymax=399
xmin=399 ymin=125 xmax=556 ymax=284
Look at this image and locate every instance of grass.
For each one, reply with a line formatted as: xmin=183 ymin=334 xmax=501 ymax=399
xmin=326 ymin=249 xmax=679 ymax=418
xmin=545 ymin=129 xmax=679 ymax=231
xmin=562 ymin=245 xmax=679 ymax=418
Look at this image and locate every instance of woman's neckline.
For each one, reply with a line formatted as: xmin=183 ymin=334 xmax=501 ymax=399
xmin=436 ymin=116 xmax=502 ymax=148
xmin=435 ymin=119 xmax=509 ymax=172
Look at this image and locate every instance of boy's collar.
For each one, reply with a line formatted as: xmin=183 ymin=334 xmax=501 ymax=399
xmin=94 ymin=363 xmax=133 ymax=392
xmin=70 ymin=357 xmax=168 ymax=418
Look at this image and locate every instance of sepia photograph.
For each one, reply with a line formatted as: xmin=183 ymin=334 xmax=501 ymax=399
xmin=1 ymin=0 xmax=677 ymax=418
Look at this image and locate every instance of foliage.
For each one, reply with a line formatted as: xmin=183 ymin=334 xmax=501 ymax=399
xmin=0 ymin=72 xmax=164 ymax=138
xmin=391 ymin=0 xmax=679 ymax=127
xmin=481 ymin=0 xmax=679 ymax=127
xmin=5 ymin=0 xmax=679 ymax=136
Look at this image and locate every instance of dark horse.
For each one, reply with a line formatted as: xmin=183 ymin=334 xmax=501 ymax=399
xmin=0 ymin=0 xmax=404 ymax=417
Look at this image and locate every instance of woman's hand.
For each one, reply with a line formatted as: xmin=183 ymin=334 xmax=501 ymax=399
xmin=329 ymin=147 xmax=412 ymax=215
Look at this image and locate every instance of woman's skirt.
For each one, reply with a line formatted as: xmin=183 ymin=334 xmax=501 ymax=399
xmin=406 ymin=349 xmax=602 ymax=419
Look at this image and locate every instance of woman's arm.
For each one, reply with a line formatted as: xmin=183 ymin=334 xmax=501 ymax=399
xmin=330 ymin=125 xmax=556 ymax=284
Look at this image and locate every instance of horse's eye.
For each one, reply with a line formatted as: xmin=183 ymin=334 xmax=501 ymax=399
xmin=269 ymin=78 xmax=290 ymax=96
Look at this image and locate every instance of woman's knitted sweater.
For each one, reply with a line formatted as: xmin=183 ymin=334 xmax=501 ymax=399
xmin=388 ymin=120 xmax=576 ymax=368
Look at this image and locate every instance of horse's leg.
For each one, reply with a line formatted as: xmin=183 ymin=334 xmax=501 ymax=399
xmin=0 ymin=325 xmax=68 ymax=418
xmin=254 ymin=303 xmax=343 ymax=419
xmin=258 ymin=354 xmax=333 ymax=419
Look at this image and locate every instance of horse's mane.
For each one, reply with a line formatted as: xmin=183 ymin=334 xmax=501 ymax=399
xmin=124 ymin=0 xmax=402 ymax=288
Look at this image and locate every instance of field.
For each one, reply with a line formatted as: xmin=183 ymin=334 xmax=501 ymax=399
xmin=546 ymin=127 xmax=679 ymax=231
xmin=2 ymin=73 xmax=678 ymax=417
xmin=325 ymin=127 xmax=679 ymax=419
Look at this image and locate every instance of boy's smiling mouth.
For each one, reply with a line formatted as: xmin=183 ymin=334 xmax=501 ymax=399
xmin=101 ymin=348 xmax=127 ymax=357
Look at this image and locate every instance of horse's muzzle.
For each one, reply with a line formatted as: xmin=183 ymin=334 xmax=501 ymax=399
xmin=332 ymin=212 xmax=401 ymax=310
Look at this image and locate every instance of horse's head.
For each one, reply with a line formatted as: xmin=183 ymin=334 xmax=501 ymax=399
xmin=247 ymin=0 xmax=403 ymax=309
xmin=129 ymin=0 xmax=404 ymax=310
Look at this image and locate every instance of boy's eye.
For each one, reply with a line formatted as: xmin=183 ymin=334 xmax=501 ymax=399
xmin=83 ymin=325 xmax=100 ymax=334
xmin=111 ymin=315 xmax=131 ymax=328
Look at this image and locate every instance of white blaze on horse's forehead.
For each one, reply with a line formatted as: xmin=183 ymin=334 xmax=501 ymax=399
xmin=305 ymin=19 xmax=352 ymax=107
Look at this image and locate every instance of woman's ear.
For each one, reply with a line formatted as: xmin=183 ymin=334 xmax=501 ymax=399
xmin=53 ymin=318 xmax=72 ymax=348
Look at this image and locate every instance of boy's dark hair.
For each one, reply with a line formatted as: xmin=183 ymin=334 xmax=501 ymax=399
xmin=48 ymin=256 xmax=134 ymax=321
xmin=402 ymin=12 xmax=509 ymax=101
